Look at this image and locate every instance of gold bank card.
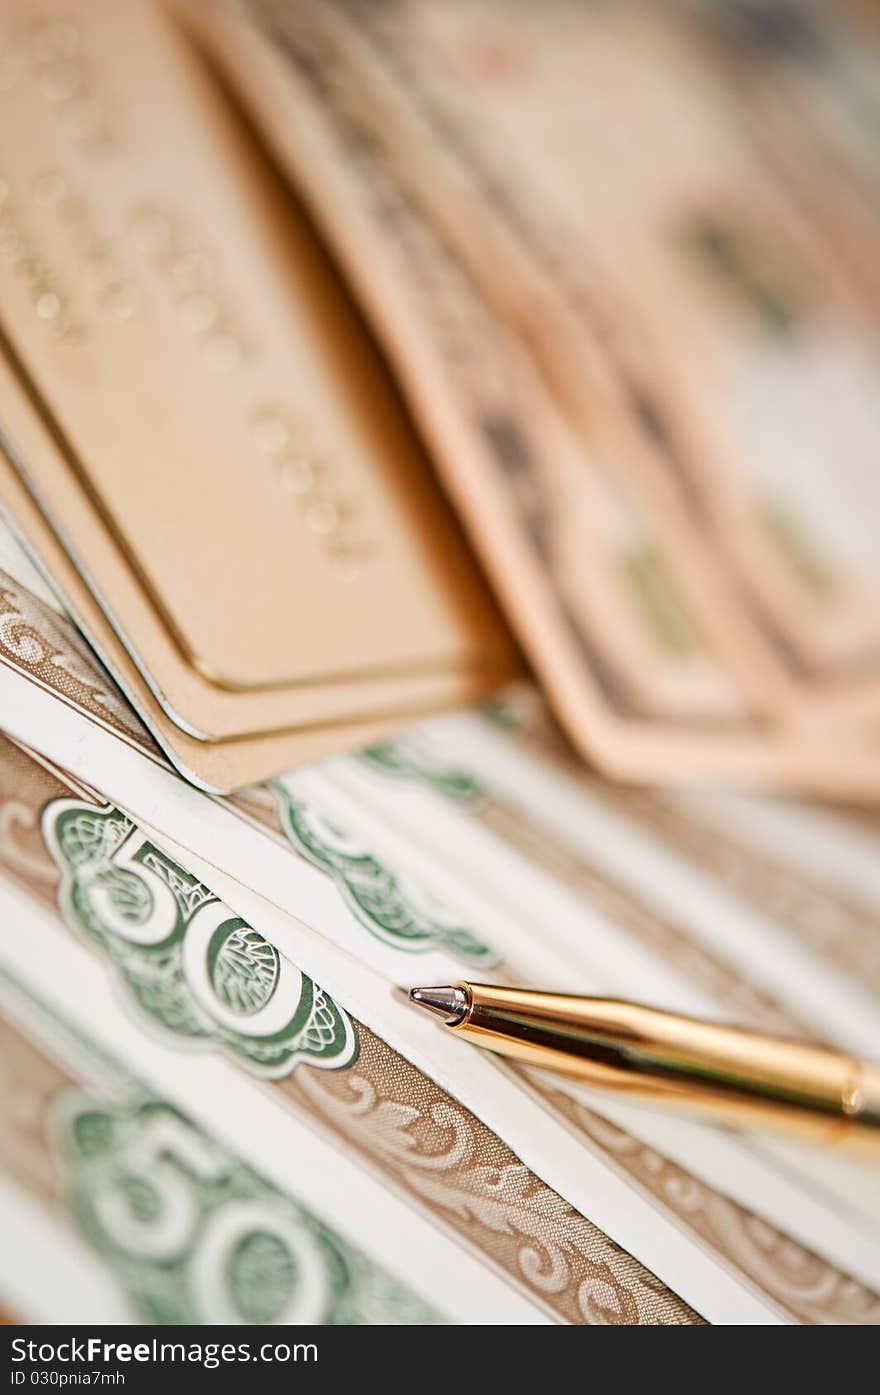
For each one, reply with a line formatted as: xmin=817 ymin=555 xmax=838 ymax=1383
xmin=0 ymin=0 xmax=515 ymax=747
xmin=0 ymin=437 xmax=466 ymax=791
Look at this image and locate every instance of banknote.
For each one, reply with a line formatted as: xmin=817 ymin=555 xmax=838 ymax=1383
xmin=0 ymin=704 xmax=752 ymax=1322
xmin=177 ymin=0 xmax=880 ymax=784
xmin=162 ymin=771 xmax=880 ymax=1317
xmin=174 ymin=0 xmax=816 ymax=772
xmin=5 ymin=0 xmax=876 ymax=792
xmin=221 ymin=0 xmax=880 ymax=732
xmin=292 ymin=738 xmax=880 ymax=1176
xmin=3 ymin=0 xmax=878 ymax=1333
xmin=0 ymin=967 xmax=443 ymax=1324
xmin=2 ymin=541 xmax=879 ymax=1321
xmin=0 ymin=727 xmax=720 ymax=1325
xmin=697 ymin=0 xmax=880 ymax=243
xmin=318 ymin=712 xmax=880 ymax=1225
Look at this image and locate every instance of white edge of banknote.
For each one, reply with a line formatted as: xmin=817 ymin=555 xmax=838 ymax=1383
xmin=0 ymin=661 xmax=785 ymax=1324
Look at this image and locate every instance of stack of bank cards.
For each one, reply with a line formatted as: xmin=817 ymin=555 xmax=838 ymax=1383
xmin=3 ymin=0 xmax=880 ymax=795
xmin=0 ymin=0 xmax=516 ymax=791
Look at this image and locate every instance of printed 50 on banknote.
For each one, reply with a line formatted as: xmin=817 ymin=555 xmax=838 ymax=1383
xmin=0 ymin=525 xmax=878 ymax=1323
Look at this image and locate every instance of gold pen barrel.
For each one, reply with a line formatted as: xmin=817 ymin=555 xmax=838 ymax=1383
xmin=451 ymin=983 xmax=880 ymax=1155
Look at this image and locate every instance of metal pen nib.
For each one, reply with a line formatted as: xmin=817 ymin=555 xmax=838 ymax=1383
xmin=409 ymin=985 xmax=468 ymax=1024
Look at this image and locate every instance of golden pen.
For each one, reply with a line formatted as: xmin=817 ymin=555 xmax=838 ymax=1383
xmin=409 ymin=982 xmax=880 ymax=1155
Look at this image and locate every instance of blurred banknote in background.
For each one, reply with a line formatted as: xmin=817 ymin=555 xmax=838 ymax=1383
xmin=181 ymin=0 xmax=880 ymax=788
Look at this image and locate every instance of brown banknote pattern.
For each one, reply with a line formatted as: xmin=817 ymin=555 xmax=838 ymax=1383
xmin=1 ymin=570 xmax=877 ymax=1321
xmin=344 ymin=743 xmax=880 ymax=1323
xmin=0 ymin=1010 xmax=67 ymax=1209
xmin=231 ymin=757 xmax=805 ymax=1035
xmin=588 ymin=785 xmax=880 ymax=1002
xmin=0 ymin=568 xmax=155 ymax=754
xmin=283 ymin=1027 xmax=678 ymax=1325
xmin=0 ymin=983 xmax=446 ymax=1325
xmin=479 ymin=796 xmax=806 ymax=1038
xmin=508 ymin=706 xmax=880 ymax=1000
xmin=285 ymin=1028 xmax=880 ymax=1325
xmin=0 ymin=731 xmax=699 ymax=1325
xmin=543 ymin=1086 xmax=880 ymax=1326
xmin=226 ymin=766 xmax=880 ymax=1324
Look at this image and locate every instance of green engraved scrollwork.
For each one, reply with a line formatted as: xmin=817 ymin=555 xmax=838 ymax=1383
xmin=358 ymin=738 xmax=485 ymax=804
xmin=210 ymin=925 xmax=280 ymax=1014
xmin=55 ymin=1091 xmax=441 ymax=1325
xmin=43 ymin=798 xmax=358 ymax=1077
xmin=270 ymin=781 xmax=499 ymax=967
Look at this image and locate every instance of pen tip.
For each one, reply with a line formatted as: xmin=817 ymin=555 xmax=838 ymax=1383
xmin=409 ymin=985 xmax=468 ymax=1024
